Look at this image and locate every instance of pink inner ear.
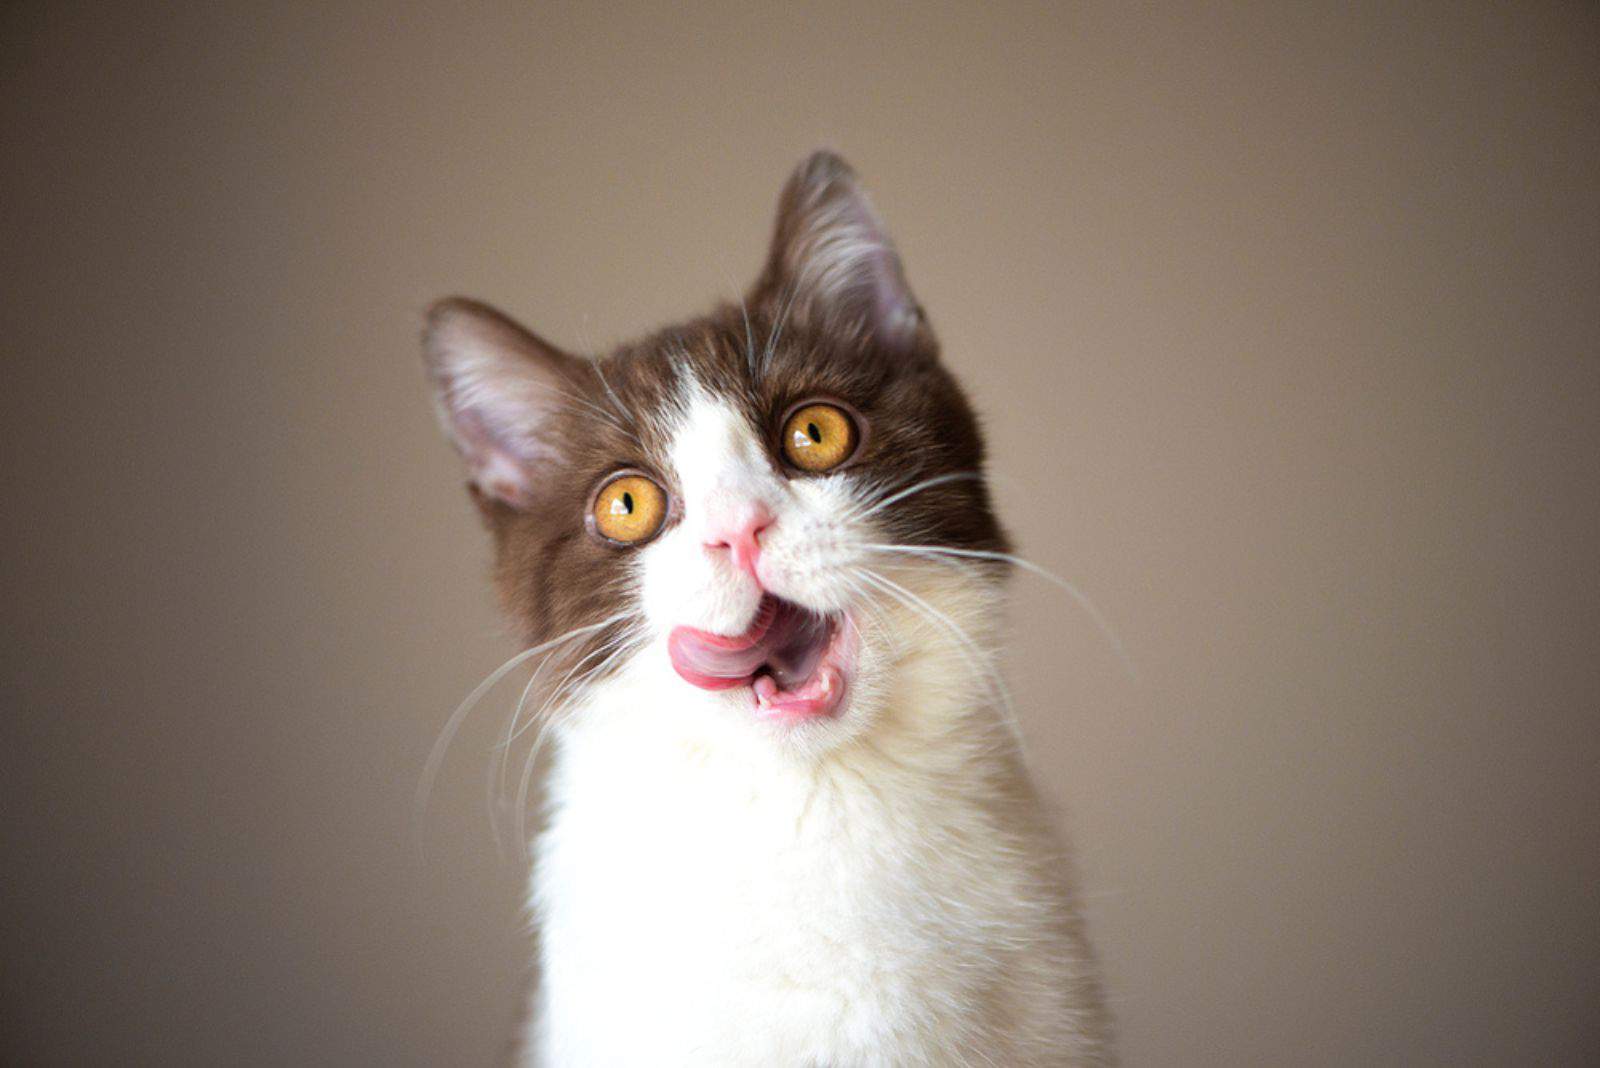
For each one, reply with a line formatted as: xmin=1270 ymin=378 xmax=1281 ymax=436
xmin=864 ymin=244 xmax=919 ymax=343
xmin=473 ymin=448 xmax=536 ymax=509
xmin=425 ymin=296 xmax=581 ymax=512
xmin=779 ymin=161 xmax=920 ymax=350
xmin=451 ymin=407 xmax=538 ymax=509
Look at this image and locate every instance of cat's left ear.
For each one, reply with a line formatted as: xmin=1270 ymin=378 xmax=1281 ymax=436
xmin=421 ymin=297 xmax=578 ymax=513
xmin=752 ymin=151 xmax=930 ymax=354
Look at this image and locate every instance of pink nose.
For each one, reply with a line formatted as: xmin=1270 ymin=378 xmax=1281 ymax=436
xmin=705 ymin=504 xmax=774 ymax=579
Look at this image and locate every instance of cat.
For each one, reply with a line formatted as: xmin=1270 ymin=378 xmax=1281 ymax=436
xmin=422 ymin=151 xmax=1113 ymax=1066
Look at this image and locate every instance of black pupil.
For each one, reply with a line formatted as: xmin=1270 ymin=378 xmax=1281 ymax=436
xmin=807 ymin=421 xmax=823 ymax=444
xmin=621 ymin=491 xmax=634 ymax=513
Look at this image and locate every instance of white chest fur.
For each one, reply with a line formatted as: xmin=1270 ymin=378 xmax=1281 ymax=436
xmin=522 ymin=688 xmax=1111 ymax=1067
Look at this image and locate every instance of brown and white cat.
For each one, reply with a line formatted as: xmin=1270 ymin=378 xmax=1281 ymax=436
xmin=423 ymin=151 xmax=1112 ymax=1066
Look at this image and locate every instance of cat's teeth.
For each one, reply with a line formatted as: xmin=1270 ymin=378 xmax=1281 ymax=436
xmin=753 ymin=674 xmax=779 ymax=706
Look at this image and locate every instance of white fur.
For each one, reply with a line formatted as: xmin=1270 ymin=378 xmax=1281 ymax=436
xmin=521 ymin=393 xmax=1111 ymax=1066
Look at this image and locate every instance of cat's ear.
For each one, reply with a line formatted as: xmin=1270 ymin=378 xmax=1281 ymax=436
xmin=753 ymin=151 xmax=928 ymax=353
xmin=422 ymin=297 xmax=577 ymax=511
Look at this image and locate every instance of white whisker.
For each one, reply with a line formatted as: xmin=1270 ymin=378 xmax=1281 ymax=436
xmin=511 ymin=703 xmax=564 ymax=861
xmin=854 ymin=566 xmax=1028 ymax=756
xmin=546 ymin=384 xmax=635 ymax=436
xmin=413 ymin=612 xmax=628 ymax=858
xmin=512 ymin=632 xmax=644 ymax=851
xmin=761 ymin=252 xmax=823 ymax=378
xmin=588 ymin=358 xmax=633 ymax=428
xmin=718 ymin=265 xmax=758 ymax=381
xmin=487 ymin=638 xmax=576 ymax=858
xmin=850 ymin=471 xmax=986 ymax=521
xmin=862 ymin=543 xmax=1137 ymax=681
xmin=502 ymin=626 xmax=631 ymax=750
xmin=738 ymin=295 xmax=756 ymax=379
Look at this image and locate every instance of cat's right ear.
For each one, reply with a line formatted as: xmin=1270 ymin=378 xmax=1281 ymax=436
xmin=422 ymin=297 xmax=576 ymax=512
xmin=751 ymin=151 xmax=930 ymax=356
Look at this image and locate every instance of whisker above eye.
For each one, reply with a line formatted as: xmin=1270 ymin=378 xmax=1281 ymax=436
xmin=861 ymin=543 xmax=1137 ymax=682
xmin=712 ymin=262 xmax=759 ymax=382
xmin=544 ymin=384 xmax=644 ymax=448
xmin=587 ymin=359 xmax=635 ymax=428
xmin=737 ymin=291 xmax=757 ymax=381
xmin=760 ymin=255 xmax=821 ymax=379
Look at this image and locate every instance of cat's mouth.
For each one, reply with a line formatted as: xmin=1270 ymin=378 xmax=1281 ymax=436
xmin=667 ymin=595 xmax=852 ymax=721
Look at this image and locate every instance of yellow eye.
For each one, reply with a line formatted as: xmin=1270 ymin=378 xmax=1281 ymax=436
xmin=591 ymin=473 xmax=668 ymax=544
xmin=781 ymin=403 xmax=859 ymax=472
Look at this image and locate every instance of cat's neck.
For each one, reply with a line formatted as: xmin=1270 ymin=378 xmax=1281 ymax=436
xmin=550 ymin=655 xmax=1028 ymax=826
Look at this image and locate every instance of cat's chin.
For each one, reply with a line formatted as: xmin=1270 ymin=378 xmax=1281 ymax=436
xmin=667 ymin=595 xmax=857 ymax=725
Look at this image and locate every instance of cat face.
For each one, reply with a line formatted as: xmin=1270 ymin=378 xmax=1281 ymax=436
xmin=424 ymin=152 xmax=1008 ymax=753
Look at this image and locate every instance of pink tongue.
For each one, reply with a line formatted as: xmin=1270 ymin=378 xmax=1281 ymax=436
xmin=668 ymin=598 xmax=831 ymax=691
xmin=667 ymin=632 xmax=768 ymax=689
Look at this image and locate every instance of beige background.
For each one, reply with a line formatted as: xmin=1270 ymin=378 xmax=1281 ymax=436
xmin=3 ymin=3 xmax=1597 ymax=1064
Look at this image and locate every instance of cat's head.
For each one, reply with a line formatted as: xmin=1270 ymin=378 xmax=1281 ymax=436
xmin=423 ymin=152 xmax=1009 ymax=757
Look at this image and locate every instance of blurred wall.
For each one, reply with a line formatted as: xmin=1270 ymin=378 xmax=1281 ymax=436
xmin=2 ymin=3 xmax=1597 ymax=1064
